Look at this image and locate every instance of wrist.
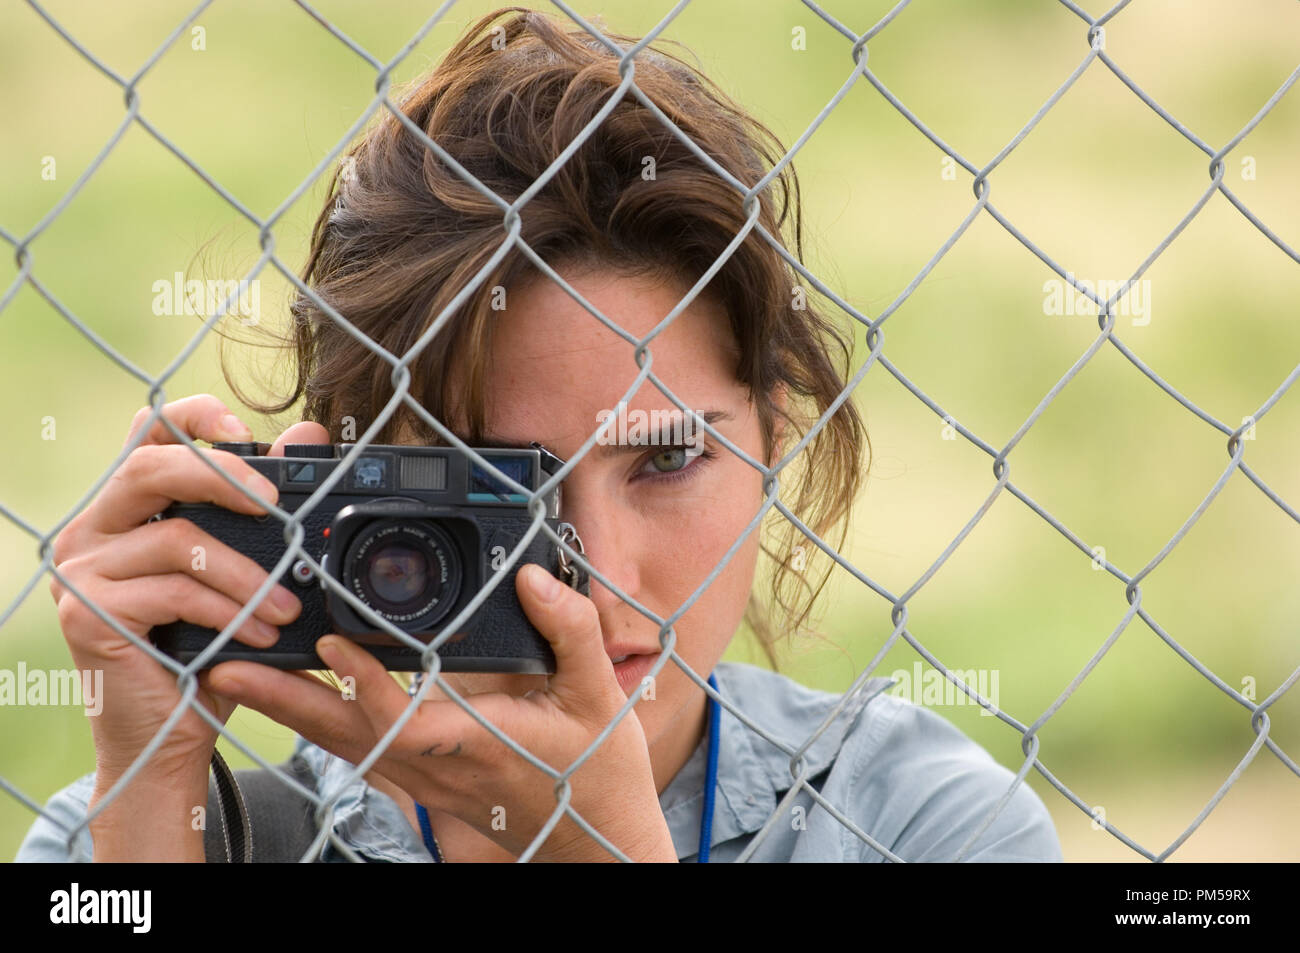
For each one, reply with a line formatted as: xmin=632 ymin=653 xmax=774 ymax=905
xmin=88 ymin=760 xmax=212 ymax=862
xmin=541 ymin=809 xmax=678 ymax=863
xmin=93 ymin=736 xmax=215 ymax=786
xmin=623 ymin=816 xmax=680 ymax=863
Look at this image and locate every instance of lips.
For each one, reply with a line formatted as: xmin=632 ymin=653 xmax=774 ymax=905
xmin=610 ymin=651 xmax=662 ymax=694
xmin=605 ymin=644 xmax=661 ymax=663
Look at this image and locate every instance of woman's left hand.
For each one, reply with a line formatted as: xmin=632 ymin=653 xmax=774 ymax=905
xmin=206 ymin=562 xmax=678 ymax=862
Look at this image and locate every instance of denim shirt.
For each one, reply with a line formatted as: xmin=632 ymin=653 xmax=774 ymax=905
xmin=15 ymin=661 xmax=1062 ymax=862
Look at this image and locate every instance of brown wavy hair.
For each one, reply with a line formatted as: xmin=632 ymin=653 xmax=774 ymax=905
xmin=223 ymin=5 xmax=869 ymax=667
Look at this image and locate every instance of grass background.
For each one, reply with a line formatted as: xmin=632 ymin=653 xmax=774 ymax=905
xmin=1 ymin=0 xmax=1298 ymax=861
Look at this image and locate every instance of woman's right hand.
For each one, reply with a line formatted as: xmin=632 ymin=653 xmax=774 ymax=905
xmin=48 ymin=394 xmax=322 ymax=858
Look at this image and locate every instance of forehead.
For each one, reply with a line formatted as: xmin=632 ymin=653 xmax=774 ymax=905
xmin=478 ymin=268 xmax=742 ymax=438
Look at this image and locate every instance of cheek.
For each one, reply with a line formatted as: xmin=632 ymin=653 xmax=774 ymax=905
xmin=700 ymin=523 xmax=761 ymax=634
xmin=666 ymin=482 xmax=764 ymax=662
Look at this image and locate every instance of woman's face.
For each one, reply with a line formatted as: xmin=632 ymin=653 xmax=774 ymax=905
xmin=440 ymin=265 xmax=774 ymax=778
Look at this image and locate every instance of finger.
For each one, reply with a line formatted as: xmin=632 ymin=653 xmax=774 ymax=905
xmin=205 ymin=660 xmax=379 ymax=763
xmin=315 ymin=635 xmax=469 ymax=747
xmin=97 ymin=518 xmax=301 ymax=626
xmin=515 ymin=563 xmax=618 ymax=716
xmin=91 ymin=444 xmax=279 ymax=535
xmin=62 ymin=573 xmax=282 ymax=652
xmin=268 ymin=421 xmax=331 ymax=457
xmin=318 ymin=636 xmax=488 ymax=768
xmin=125 ymin=394 xmax=253 ymax=450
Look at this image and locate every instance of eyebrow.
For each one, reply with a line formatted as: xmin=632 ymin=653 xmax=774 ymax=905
xmin=474 ymin=409 xmax=734 ymax=460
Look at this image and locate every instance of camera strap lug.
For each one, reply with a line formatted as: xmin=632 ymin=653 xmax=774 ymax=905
xmin=557 ymin=521 xmax=588 ymax=594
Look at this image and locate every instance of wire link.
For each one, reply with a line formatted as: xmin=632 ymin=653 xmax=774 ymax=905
xmin=2 ymin=0 xmax=1296 ymax=863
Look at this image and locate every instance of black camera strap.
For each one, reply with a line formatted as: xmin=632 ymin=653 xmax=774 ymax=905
xmin=209 ymin=748 xmax=253 ymax=862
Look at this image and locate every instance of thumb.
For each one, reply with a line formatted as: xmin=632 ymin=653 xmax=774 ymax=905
xmin=268 ymin=421 xmax=331 ymax=457
xmin=515 ymin=563 xmax=619 ymax=715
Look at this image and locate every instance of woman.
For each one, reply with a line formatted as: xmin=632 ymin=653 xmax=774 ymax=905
xmin=18 ymin=7 xmax=1061 ymax=862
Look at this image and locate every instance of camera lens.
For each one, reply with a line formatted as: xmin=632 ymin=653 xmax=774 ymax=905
xmin=342 ymin=519 xmax=462 ymax=631
xmin=367 ymin=543 xmax=427 ymax=603
xmin=366 ymin=543 xmax=431 ymax=603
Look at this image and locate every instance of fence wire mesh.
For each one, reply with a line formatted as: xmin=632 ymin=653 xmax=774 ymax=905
xmin=2 ymin=0 xmax=1298 ymax=863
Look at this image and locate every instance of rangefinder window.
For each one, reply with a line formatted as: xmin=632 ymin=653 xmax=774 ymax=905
xmin=350 ymin=455 xmax=389 ymax=490
xmin=399 ymin=454 xmax=447 ymax=491
xmin=469 ymin=455 xmax=531 ymax=503
xmin=286 ymin=462 xmax=317 ymax=484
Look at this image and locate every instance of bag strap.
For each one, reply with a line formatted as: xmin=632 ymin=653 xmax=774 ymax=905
xmin=204 ymin=750 xmax=321 ymax=863
xmin=209 ymin=749 xmax=251 ymax=862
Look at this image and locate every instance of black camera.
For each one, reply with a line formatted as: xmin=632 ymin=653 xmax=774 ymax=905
xmin=150 ymin=441 xmax=586 ymax=673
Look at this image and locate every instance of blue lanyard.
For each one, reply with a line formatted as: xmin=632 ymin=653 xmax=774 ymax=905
xmin=697 ymin=671 xmax=721 ymax=863
xmin=412 ymin=672 xmax=721 ymax=863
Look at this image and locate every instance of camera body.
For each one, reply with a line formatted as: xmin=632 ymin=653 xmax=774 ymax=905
xmin=150 ymin=441 xmax=585 ymax=673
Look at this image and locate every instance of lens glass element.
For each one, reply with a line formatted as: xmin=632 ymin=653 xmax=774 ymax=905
xmin=342 ymin=519 xmax=462 ymax=631
xmin=367 ymin=544 xmax=428 ymax=604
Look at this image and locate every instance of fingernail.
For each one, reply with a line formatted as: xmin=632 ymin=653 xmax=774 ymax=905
xmin=217 ymin=413 xmax=252 ymax=440
xmin=270 ymin=584 xmax=300 ymax=618
xmin=252 ymin=618 xmax=280 ymax=645
xmin=245 ymin=472 xmax=279 ymax=506
xmin=316 ymin=636 xmax=342 ymax=665
xmin=211 ymin=672 xmax=244 ymax=694
xmin=531 ymin=565 xmax=563 ymax=603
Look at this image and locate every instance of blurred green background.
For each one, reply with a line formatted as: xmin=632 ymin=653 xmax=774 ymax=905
xmin=1 ymin=0 xmax=1297 ymax=861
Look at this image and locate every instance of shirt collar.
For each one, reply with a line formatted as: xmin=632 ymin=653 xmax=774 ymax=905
xmin=658 ymin=662 xmax=897 ymax=859
xmin=292 ymin=736 xmax=431 ymax=862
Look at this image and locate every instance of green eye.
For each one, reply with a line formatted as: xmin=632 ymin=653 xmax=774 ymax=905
xmin=637 ymin=444 xmax=716 ymax=484
xmin=649 ymin=447 xmax=689 ymax=473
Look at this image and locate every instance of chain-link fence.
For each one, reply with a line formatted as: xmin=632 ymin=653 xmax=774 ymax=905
xmin=3 ymin=0 xmax=1298 ymax=863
